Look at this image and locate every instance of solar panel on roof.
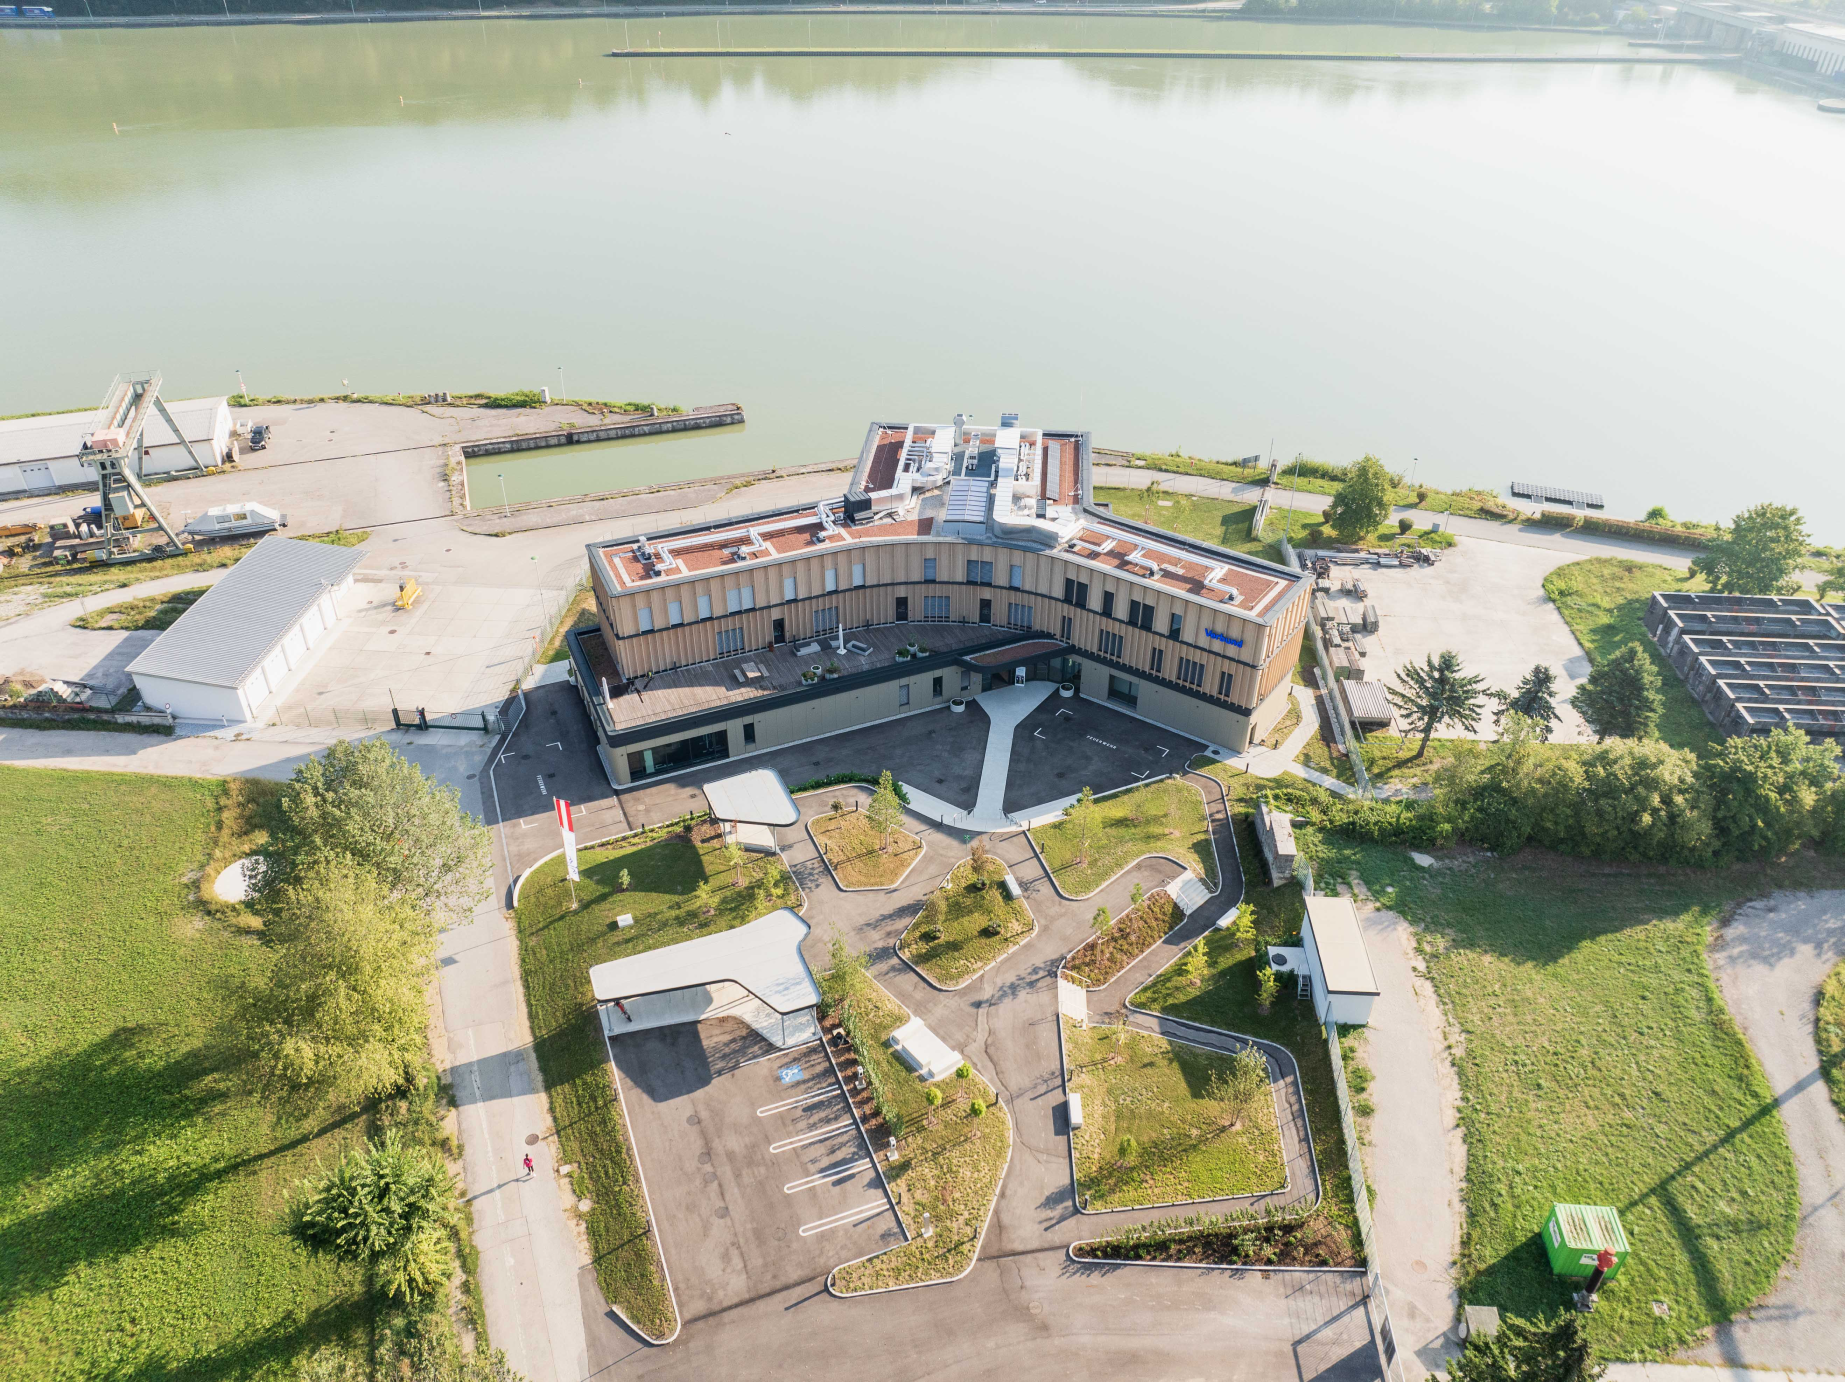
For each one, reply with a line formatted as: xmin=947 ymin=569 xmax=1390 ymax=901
xmin=945 ymin=478 xmax=988 ymax=524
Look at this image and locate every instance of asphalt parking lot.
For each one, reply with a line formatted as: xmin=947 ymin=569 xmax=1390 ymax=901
xmin=1002 ymin=693 xmax=1203 ymax=815
xmin=608 ymin=1019 xmax=900 ymax=1323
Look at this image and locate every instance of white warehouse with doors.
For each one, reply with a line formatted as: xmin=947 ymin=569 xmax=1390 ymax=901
xmin=126 ymin=535 xmax=363 ymax=724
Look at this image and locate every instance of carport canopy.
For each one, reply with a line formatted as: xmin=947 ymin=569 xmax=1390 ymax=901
xmin=588 ymin=908 xmax=820 ymax=1013
xmin=702 ymin=767 xmax=800 ymax=828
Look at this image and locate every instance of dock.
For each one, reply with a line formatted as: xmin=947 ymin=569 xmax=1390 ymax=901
xmin=458 ymin=402 xmax=743 ymax=459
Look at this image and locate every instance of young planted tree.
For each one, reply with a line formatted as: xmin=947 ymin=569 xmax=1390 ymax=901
xmin=693 ymin=879 xmax=716 ymax=917
xmin=617 ymin=868 xmax=632 ymax=893
xmin=242 ymin=858 xmax=438 ymax=1106
xmin=1092 ymin=905 xmax=1112 ymax=933
xmin=292 ymin=1129 xmax=457 ymax=1302
xmin=1385 ymin=650 xmax=1487 ymax=759
xmin=866 ymin=769 xmax=904 ymax=854
xmin=1494 ymin=663 xmax=1562 ymax=740
xmin=1570 ymin=641 xmax=1664 ymax=742
xmin=1691 ymin=502 xmax=1810 ymax=596
xmin=1129 ymin=881 xmax=1145 ymax=911
xmin=254 ymin=736 xmax=491 ymax=925
xmin=722 ymin=838 xmax=747 ymax=886
xmin=1206 ymin=1046 xmax=1271 ymax=1130
xmin=1323 ymin=455 xmax=1395 ymax=542
xmin=1256 ymin=965 xmax=1280 ymax=1015
xmin=1064 ymin=785 xmax=1099 ymax=865
xmin=1230 ymin=902 xmax=1257 ymax=947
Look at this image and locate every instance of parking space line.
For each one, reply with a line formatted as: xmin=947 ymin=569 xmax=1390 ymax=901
xmin=783 ymin=1158 xmax=872 ymax=1194
xmin=798 ymin=1201 xmax=888 ymax=1237
xmin=738 ymin=1040 xmax=820 ymax=1068
xmin=757 ymin=1091 xmax=838 ymax=1118
xmin=769 ymin=1120 xmax=853 ymax=1153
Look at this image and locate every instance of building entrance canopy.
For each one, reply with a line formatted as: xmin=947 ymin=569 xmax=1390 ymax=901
xmin=701 ymin=767 xmax=800 ymax=827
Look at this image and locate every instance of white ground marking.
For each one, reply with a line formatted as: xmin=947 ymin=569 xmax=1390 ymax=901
xmin=798 ymin=1201 xmax=888 ymax=1236
xmin=756 ymin=1091 xmax=837 ymax=1117
xmin=737 ymin=1038 xmax=819 ymax=1068
xmin=769 ymin=1120 xmax=854 ymax=1153
xmin=783 ymin=1158 xmax=872 ymax=1194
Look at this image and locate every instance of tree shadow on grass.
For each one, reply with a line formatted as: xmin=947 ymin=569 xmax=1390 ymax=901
xmin=86 ymin=1296 xmax=370 ymax=1382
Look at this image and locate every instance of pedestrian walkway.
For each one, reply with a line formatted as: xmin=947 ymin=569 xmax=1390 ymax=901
xmin=1608 ymin=1367 xmax=1837 ymax=1382
xmin=900 ymin=681 xmax=1054 ymax=833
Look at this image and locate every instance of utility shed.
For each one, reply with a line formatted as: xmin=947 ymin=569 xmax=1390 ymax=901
xmin=0 ymin=397 xmax=232 ymax=498
xmin=1301 ymin=895 xmax=1380 ymax=1026
xmin=126 ymin=535 xmax=362 ymax=724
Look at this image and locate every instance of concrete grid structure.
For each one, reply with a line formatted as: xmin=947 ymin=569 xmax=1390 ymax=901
xmin=1645 ymin=590 xmax=1845 ymax=739
xmin=566 ymin=413 xmax=1311 ymax=786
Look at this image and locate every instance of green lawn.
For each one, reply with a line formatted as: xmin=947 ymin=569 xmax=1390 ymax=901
xmin=827 ymin=971 xmax=1009 ymax=1293
xmin=70 ymin=585 xmax=208 ymax=631
xmin=538 ymin=586 xmax=598 ymax=664
xmin=0 ymin=541 xmax=255 ymax=614
xmin=1819 ymin=960 xmax=1845 ymax=1126
xmin=1320 ymin=836 xmax=1841 ymax=1360
xmin=1063 ymin=891 xmax=1183 ymax=989
xmin=513 ymin=823 xmax=794 ymax=1340
xmin=1094 ymin=485 xmax=1277 ymax=562
xmin=0 ymin=765 xmax=373 ymax=1380
xmin=1065 ymin=1020 xmax=1286 ymax=1210
xmin=1030 ymin=777 xmax=1217 ymax=898
xmin=810 ymin=807 xmax=924 ymax=889
xmin=1543 ymin=557 xmax=1717 ymax=752
xmin=1260 ymin=690 xmax=1303 ymax=750
xmin=898 ymin=857 xmax=1031 ymax=987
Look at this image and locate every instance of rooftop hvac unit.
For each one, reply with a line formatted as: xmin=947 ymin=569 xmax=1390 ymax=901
xmin=843 ymin=488 xmax=872 ymax=523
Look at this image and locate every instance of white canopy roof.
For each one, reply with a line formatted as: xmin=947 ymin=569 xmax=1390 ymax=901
xmin=702 ymin=767 xmax=800 ymax=827
xmin=588 ymin=908 xmax=819 ymax=1014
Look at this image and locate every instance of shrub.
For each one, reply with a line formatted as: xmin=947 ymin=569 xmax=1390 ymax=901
xmin=1555 ymin=738 xmax=1710 ymax=865
xmin=482 ymin=390 xmax=543 ymax=408
xmin=292 ymin=1130 xmax=457 ymax=1302
xmin=1116 ymin=1134 xmax=1139 ymax=1162
xmin=1700 ymin=728 xmax=1840 ymax=863
xmin=791 ymin=771 xmax=911 ymax=805
xmin=617 ymin=868 xmax=631 ymax=892
xmin=1398 ymin=516 xmax=1414 ymax=534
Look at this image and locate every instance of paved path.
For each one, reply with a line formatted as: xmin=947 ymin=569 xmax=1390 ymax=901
xmin=1612 ymin=1367 xmax=1839 ymax=1382
xmin=1688 ymin=891 xmax=1845 ymax=1374
xmin=898 ymin=681 xmax=1057 ymax=833
xmin=0 ymin=565 xmax=232 ymax=700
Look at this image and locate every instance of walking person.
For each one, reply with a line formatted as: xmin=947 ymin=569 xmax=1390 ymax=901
xmin=523 ymin=1153 xmax=535 ymax=1179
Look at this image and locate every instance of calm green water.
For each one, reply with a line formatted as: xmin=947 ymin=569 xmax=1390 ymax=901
xmin=4 ymin=18 xmax=1842 ymax=532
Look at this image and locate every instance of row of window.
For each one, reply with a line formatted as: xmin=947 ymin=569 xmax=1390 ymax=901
xmin=1093 ymin=626 xmax=1235 ymax=702
xmin=635 ymin=566 xmax=870 ymax=631
xmin=1061 ymin=578 xmax=1184 ymax=639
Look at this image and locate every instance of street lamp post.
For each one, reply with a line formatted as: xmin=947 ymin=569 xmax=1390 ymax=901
xmin=499 ymin=473 xmax=510 ymax=519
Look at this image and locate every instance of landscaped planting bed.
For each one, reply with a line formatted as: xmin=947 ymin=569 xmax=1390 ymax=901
xmin=1072 ymin=1208 xmax=1357 ymax=1269
xmin=514 ymin=822 xmax=797 ymax=1340
xmin=1822 ymin=959 xmax=1845 ymax=1123
xmin=1063 ymin=1020 xmax=1286 ymax=1211
xmin=1063 ymin=890 xmax=1183 ymax=988
xmin=1029 ymin=776 xmax=1217 ymax=898
xmin=898 ymin=857 xmax=1032 ymax=987
xmin=824 ymin=964 xmax=1010 ymax=1293
xmin=810 ymin=805 xmax=923 ymax=889
xmin=69 ymin=585 xmax=208 ymax=631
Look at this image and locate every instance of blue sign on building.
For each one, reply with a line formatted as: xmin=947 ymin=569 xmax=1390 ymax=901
xmin=1204 ymin=628 xmax=1244 ymax=649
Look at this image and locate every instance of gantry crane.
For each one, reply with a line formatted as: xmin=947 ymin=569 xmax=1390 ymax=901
xmin=75 ymin=372 xmax=204 ymax=563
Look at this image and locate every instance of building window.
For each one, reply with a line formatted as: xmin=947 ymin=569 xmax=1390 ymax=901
xmin=895 ymin=596 xmax=909 ymax=622
xmin=1107 ymin=675 xmax=1139 ymax=709
xmin=1139 ymin=602 xmax=1155 ymax=631
xmin=1010 ymin=564 xmax=1023 ymax=589
xmin=716 ymin=627 xmax=745 ymax=656
xmin=1063 ymin=577 xmax=1091 ymax=607
xmin=1060 ymin=615 xmax=1073 ymax=641
xmin=1149 ymin=647 xmax=1164 ymax=675
xmin=637 ymin=607 xmax=655 ymax=633
xmin=1007 ymin=602 xmax=1033 ymax=630
xmin=1098 ymin=629 xmax=1124 ymax=659
xmin=966 ymin=560 xmax=993 ymax=585
xmin=1099 ymin=590 xmax=1114 ymax=619
xmin=923 ymin=558 xmax=937 ymax=582
xmin=898 ymin=684 xmax=911 ymax=707
xmin=668 ymin=599 xmax=683 ymax=626
xmin=625 ymin=728 xmax=729 ymax=781
xmin=743 ymin=721 xmax=757 ymax=746
xmin=726 ymin=585 xmax=755 ymax=614
xmin=1217 ymin=670 xmax=1235 ymax=697
xmin=813 ymin=606 xmax=839 ymax=633
xmin=1168 ymin=612 xmax=1184 ymax=640
xmin=697 ymin=593 xmax=713 ymax=621
xmin=1176 ymin=656 xmax=1205 ymax=688
xmin=923 ymin=596 xmax=951 ymax=621
xmin=960 ymin=668 xmax=972 ymax=691
xmin=783 ymin=575 xmax=797 ymax=602
xmin=825 ymin=568 xmax=838 ymax=593
xmin=852 ymin=563 xmax=865 ymax=587
xmin=932 ymin=675 xmax=944 ymax=698
xmin=1128 ymin=598 xmax=1142 ymax=627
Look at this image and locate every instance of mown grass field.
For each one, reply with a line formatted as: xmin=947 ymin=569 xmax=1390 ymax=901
xmin=513 ymin=824 xmax=795 ymax=1340
xmin=826 ymin=973 xmax=1009 ymax=1293
xmin=1030 ymin=777 xmax=1216 ymax=898
xmin=1543 ymin=557 xmax=1717 ymax=752
xmin=898 ymin=857 xmax=1032 ymax=987
xmin=1320 ymin=835 xmax=1845 ymax=1359
xmin=810 ymin=807 xmax=923 ymax=889
xmin=1064 ymin=1020 xmax=1285 ymax=1210
xmin=0 ymin=765 xmax=372 ymax=1380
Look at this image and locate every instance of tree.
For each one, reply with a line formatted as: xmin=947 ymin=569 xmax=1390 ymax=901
xmin=1230 ymin=903 xmax=1257 ymax=947
xmin=1130 ymin=881 xmax=1145 ymax=910
xmin=242 ymin=859 xmax=437 ymax=1105
xmin=1700 ymin=727 xmax=1840 ymax=863
xmin=1495 ymin=664 xmax=1562 ymax=740
xmin=722 ymin=838 xmax=746 ymax=886
xmin=1448 ymin=1311 xmax=1604 ymax=1382
xmin=1691 ymin=502 xmax=1810 ymax=595
xmin=1386 ymin=650 xmax=1487 ymax=759
xmin=1256 ymin=966 xmax=1280 ymax=1013
xmin=254 ymin=737 xmax=490 ymax=925
xmin=1206 ymin=1046 xmax=1270 ymax=1129
xmin=866 ymin=769 xmax=904 ymax=853
xmin=1563 ymin=738 xmax=1711 ymax=865
xmin=1643 ymin=505 xmax=1672 ymax=525
xmin=1570 ymin=641 xmax=1664 ymax=741
xmin=1818 ymin=556 xmax=1845 ymax=602
xmin=1092 ymin=905 xmax=1112 ymax=932
xmin=1323 ymin=455 xmax=1395 ymax=541
xmin=1064 ymin=785 xmax=1099 ymax=864
xmin=693 ymin=879 xmax=716 ymax=917
xmin=292 ymin=1129 xmax=457 ymax=1303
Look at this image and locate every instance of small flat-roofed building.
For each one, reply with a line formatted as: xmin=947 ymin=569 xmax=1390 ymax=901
xmin=126 ymin=535 xmax=362 ymax=724
xmin=1254 ymin=797 xmax=1297 ymax=886
xmin=589 ymin=908 xmax=820 ymax=1049
xmin=0 ymin=397 xmax=232 ymax=499
xmin=1301 ymin=895 xmax=1380 ymax=1027
xmin=702 ymin=766 xmax=799 ymax=853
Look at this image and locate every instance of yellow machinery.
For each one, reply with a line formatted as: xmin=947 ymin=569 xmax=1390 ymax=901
xmin=396 ymin=578 xmax=423 ymax=610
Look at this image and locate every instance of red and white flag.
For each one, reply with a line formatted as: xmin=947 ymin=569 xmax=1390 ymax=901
xmin=555 ymin=797 xmax=579 ymax=882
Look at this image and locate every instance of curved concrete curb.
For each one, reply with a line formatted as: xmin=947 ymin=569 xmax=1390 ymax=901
xmin=1059 ymin=887 xmax=1186 ymax=993
xmin=1065 ymin=1244 xmax=1363 ymax=1276
xmin=598 ymin=1029 xmax=685 ymax=1346
xmin=803 ymin=805 xmax=929 ymax=894
xmin=894 ymin=859 xmax=1038 ymax=993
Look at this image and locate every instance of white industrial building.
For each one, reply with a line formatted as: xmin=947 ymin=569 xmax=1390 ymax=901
xmin=0 ymin=396 xmax=233 ymax=499
xmin=1299 ymin=895 xmax=1380 ymax=1027
xmin=126 ymin=535 xmax=363 ymax=724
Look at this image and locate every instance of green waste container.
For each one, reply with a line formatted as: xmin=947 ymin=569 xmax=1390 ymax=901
xmin=1544 ymin=1203 xmax=1630 ymax=1281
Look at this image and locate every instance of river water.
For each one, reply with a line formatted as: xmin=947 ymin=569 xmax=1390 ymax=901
xmin=3 ymin=17 xmax=1841 ymax=530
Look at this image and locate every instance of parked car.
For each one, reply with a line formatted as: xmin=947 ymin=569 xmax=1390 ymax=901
xmin=248 ymin=423 xmax=271 ymax=450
